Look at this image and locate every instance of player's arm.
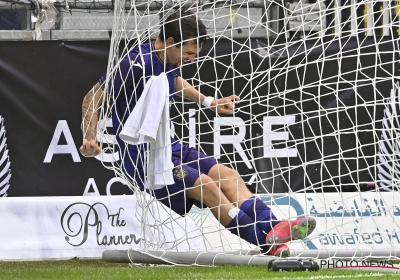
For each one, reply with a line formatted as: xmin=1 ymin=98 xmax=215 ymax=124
xmin=175 ymin=76 xmax=239 ymax=114
xmin=79 ymin=82 xmax=103 ymax=157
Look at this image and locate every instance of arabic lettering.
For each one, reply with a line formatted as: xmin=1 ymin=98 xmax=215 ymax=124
xmin=308 ymin=197 xmax=400 ymax=217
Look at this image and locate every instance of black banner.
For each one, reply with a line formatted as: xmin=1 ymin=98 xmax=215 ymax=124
xmin=0 ymin=41 xmax=131 ymax=196
xmin=0 ymin=38 xmax=399 ymax=196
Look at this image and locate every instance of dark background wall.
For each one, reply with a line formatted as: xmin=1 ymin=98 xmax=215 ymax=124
xmin=0 ymin=38 xmax=398 ymax=196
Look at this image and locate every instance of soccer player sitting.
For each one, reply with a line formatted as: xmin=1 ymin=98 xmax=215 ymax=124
xmin=79 ymin=10 xmax=316 ymax=257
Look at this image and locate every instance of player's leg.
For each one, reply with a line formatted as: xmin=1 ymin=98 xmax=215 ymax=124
xmin=207 ymin=164 xmax=253 ymax=206
xmin=177 ymin=147 xmax=269 ymax=248
xmin=186 ymin=173 xmax=233 ymax=226
xmin=208 ymin=164 xmax=316 ymax=250
xmin=197 ymin=164 xmax=287 ymax=255
xmin=120 ymin=145 xmax=266 ymax=246
xmin=186 ymin=173 xmax=267 ymax=247
xmin=171 ymin=146 xmax=267 ymax=246
xmin=208 ymin=164 xmax=279 ymax=234
xmin=152 ymin=162 xmax=267 ymax=246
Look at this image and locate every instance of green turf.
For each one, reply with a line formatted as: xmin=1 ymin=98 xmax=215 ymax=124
xmin=0 ymin=259 xmax=400 ymax=280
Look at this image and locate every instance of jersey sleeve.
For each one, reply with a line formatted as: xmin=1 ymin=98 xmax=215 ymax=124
xmin=99 ymin=53 xmax=145 ymax=99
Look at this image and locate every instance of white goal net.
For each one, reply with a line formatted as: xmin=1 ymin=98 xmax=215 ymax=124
xmin=87 ymin=0 xmax=400 ymax=265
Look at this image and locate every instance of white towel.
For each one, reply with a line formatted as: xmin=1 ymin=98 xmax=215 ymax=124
xmin=119 ymin=72 xmax=174 ymax=190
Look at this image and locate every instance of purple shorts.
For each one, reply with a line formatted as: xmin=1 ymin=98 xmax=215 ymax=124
xmin=148 ymin=145 xmax=218 ymax=216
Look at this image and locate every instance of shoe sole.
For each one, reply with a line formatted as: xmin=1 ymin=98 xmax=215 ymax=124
xmin=267 ymin=217 xmax=317 ymax=245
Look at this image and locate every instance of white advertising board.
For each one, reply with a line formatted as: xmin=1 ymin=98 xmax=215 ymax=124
xmin=0 ymin=195 xmax=204 ymax=260
xmin=1 ymin=192 xmax=400 ymax=260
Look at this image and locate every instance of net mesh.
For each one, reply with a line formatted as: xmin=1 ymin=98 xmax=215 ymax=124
xmin=86 ymin=0 xmax=400 ymax=261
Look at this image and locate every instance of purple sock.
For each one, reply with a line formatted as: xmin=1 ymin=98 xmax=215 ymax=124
xmin=226 ymin=209 xmax=266 ymax=246
xmin=240 ymin=196 xmax=280 ymax=234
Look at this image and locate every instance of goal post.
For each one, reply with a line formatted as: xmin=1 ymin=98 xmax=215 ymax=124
xmin=90 ymin=0 xmax=400 ymax=265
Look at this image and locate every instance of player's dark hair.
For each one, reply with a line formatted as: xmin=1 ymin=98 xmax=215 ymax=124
xmin=159 ymin=10 xmax=207 ymax=48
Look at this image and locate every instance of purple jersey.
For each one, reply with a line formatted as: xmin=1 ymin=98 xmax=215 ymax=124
xmin=100 ymin=41 xmax=219 ymax=216
xmin=100 ymin=41 xmax=181 ymax=174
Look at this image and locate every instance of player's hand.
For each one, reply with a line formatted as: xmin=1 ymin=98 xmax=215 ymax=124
xmin=212 ymin=95 xmax=240 ymax=114
xmin=79 ymin=139 xmax=101 ymax=157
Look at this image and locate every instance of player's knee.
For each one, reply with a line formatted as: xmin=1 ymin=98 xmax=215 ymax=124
xmin=196 ymin=174 xmax=221 ymax=198
xmin=187 ymin=174 xmax=222 ymax=207
xmin=218 ymin=167 xmax=249 ymax=197
xmin=221 ymin=167 xmax=241 ymax=182
xmin=210 ymin=164 xmax=240 ymax=181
